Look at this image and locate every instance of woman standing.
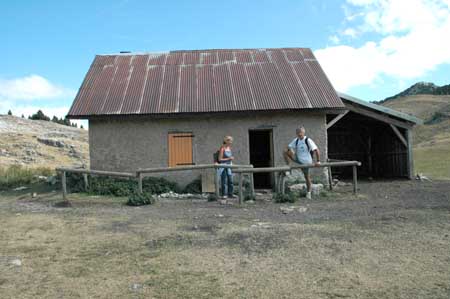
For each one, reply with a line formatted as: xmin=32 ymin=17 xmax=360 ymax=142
xmin=218 ymin=136 xmax=236 ymax=201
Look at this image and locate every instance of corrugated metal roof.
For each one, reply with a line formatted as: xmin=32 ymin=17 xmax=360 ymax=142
xmin=68 ymin=48 xmax=345 ymax=118
xmin=339 ymin=92 xmax=423 ymax=125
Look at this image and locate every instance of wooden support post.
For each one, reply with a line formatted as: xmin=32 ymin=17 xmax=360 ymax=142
xmin=249 ymin=173 xmax=255 ymax=197
xmin=215 ymin=169 xmax=220 ymax=198
xmin=389 ymin=124 xmax=408 ymax=147
xmin=238 ymin=173 xmax=243 ymax=204
xmin=326 ymin=110 xmax=349 ymax=129
xmin=61 ymin=171 xmax=67 ymax=200
xmin=281 ymin=173 xmax=286 ymax=195
xmin=352 ymin=165 xmax=358 ymax=194
xmin=327 ymin=166 xmax=333 ymax=191
xmin=407 ymin=129 xmax=414 ymax=179
xmin=83 ymin=173 xmax=89 ymax=192
xmin=137 ymin=172 xmax=143 ymax=194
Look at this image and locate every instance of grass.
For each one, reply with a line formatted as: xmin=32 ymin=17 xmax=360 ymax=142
xmin=1 ymin=183 xmax=449 ymax=298
xmin=414 ymin=147 xmax=450 ymax=180
xmin=0 ymin=165 xmax=54 ymax=191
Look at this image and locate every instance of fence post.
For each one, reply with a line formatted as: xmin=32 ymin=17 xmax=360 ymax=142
xmin=61 ymin=171 xmax=67 ymax=200
xmin=83 ymin=173 xmax=89 ymax=192
xmin=352 ymin=165 xmax=358 ymax=194
xmin=327 ymin=166 xmax=333 ymax=191
xmin=238 ymin=173 xmax=243 ymax=204
xmin=137 ymin=172 xmax=143 ymax=194
xmin=249 ymin=173 xmax=255 ymax=197
xmin=215 ymin=169 xmax=220 ymax=198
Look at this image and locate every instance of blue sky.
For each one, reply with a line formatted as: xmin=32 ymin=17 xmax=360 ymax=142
xmin=1 ymin=0 xmax=449 ymax=125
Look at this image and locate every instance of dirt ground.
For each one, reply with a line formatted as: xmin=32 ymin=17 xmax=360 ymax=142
xmin=0 ymin=180 xmax=449 ymax=299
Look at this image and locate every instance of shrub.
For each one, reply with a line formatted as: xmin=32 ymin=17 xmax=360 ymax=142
xmin=244 ymin=194 xmax=256 ymax=202
xmin=0 ymin=165 xmax=53 ymax=190
xmin=182 ymin=178 xmax=202 ymax=194
xmin=65 ymin=174 xmax=180 ymax=197
xmin=273 ymin=192 xmax=297 ymax=203
xmin=126 ymin=192 xmax=155 ymax=206
xmin=207 ymin=193 xmax=217 ymax=202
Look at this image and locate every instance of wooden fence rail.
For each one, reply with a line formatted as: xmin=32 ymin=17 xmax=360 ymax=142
xmin=56 ymin=160 xmax=360 ymax=204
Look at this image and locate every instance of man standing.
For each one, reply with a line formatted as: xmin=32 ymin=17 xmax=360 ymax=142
xmin=284 ymin=126 xmax=321 ymax=199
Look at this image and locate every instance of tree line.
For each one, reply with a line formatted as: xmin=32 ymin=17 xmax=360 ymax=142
xmin=6 ymin=109 xmax=83 ymax=129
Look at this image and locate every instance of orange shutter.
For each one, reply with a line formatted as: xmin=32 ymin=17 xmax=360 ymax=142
xmin=168 ymin=133 xmax=194 ymax=167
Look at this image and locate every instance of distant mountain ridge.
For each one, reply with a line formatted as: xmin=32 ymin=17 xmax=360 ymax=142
xmin=376 ymin=82 xmax=450 ymax=104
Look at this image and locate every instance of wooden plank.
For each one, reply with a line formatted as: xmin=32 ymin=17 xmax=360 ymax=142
xmin=389 ymin=124 xmax=408 ymax=147
xmin=138 ymin=164 xmax=252 ymax=173
xmin=326 ymin=111 xmax=349 ymax=129
xmin=346 ymin=102 xmax=413 ymax=129
xmin=352 ymin=165 xmax=358 ymax=194
xmin=56 ymin=168 xmax=135 ymax=178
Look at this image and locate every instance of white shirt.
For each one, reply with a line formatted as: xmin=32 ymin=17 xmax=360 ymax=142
xmin=288 ymin=136 xmax=318 ymax=164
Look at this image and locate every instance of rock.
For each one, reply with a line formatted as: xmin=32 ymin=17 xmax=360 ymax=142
xmin=298 ymin=206 xmax=308 ymax=213
xmin=46 ymin=175 xmax=58 ymax=185
xmin=37 ymin=137 xmax=66 ymax=148
xmin=280 ymin=206 xmax=295 ymax=214
xmin=251 ymin=222 xmax=272 ymax=229
xmin=130 ymin=283 xmax=143 ymax=291
xmin=31 ymin=192 xmax=37 ymax=198
xmin=13 ymin=186 xmax=28 ymax=191
xmin=289 ymin=183 xmax=324 ymax=195
xmin=10 ymin=259 xmax=22 ymax=266
xmin=36 ymin=175 xmax=47 ymax=181
xmin=245 ymin=200 xmax=255 ymax=204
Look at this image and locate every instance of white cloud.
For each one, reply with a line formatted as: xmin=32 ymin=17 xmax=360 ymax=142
xmin=316 ymin=0 xmax=450 ymax=92
xmin=0 ymin=74 xmax=75 ymax=101
xmin=342 ymin=28 xmax=358 ymax=38
xmin=329 ymin=35 xmax=341 ymax=44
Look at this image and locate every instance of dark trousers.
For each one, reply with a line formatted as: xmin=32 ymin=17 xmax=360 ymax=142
xmin=220 ymin=169 xmax=233 ymax=197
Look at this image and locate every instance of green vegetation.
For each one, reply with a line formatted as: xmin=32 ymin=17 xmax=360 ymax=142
xmin=0 ymin=165 xmax=53 ymax=190
xmin=273 ymin=192 xmax=297 ymax=203
xmin=126 ymin=192 xmax=155 ymax=206
xmin=182 ymin=178 xmax=202 ymax=194
xmin=414 ymin=147 xmax=450 ymax=180
xmin=66 ymin=173 xmax=180 ymax=197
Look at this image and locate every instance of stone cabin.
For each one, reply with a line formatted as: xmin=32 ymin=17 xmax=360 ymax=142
xmin=67 ymin=47 xmax=419 ymax=188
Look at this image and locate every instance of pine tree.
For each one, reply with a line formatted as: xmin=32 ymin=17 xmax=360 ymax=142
xmin=7 ymin=110 xmax=12 ymax=115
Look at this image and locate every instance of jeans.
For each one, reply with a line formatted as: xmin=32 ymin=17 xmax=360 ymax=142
xmin=219 ymin=168 xmax=233 ymax=197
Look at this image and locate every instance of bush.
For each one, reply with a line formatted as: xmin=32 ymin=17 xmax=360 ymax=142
xmin=0 ymin=165 xmax=53 ymax=190
xmin=182 ymin=178 xmax=202 ymax=194
xmin=273 ymin=192 xmax=297 ymax=203
xmin=65 ymin=173 xmax=180 ymax=197
xmin=207 ymin=193 xmax=217 ymax=202
xmin=126 ymin=192 xmax=155 ymax=206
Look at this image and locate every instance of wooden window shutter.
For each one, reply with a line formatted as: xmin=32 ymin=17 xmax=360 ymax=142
xmin=168 ymin=133 xmax=194 ymax=167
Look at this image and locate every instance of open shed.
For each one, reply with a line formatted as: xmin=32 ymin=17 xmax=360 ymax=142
xmin=327 ymin=92 xmax=422 ymax=179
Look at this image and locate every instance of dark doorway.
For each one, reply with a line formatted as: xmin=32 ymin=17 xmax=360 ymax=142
xmin=249 ymin=130 xmax=273 ymax=188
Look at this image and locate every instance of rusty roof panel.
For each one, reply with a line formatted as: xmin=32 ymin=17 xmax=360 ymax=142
xmin=229 ymin=63 xmax=255 ymax=110
xmin=179 ymin=65 xmax=197 ymax=113
xmin=68 ymin=48 xmax=344 ymax=118
xmin=159 ymin=65 xmax=179 ymax=113
xmin=197 ymin=65 xmax=216 ymax=111
xmin=141 ymin=66 xmax=163 ymax=114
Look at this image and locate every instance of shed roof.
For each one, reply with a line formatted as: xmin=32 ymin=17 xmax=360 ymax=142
xmin=68 ymin=48 xmax=345 ymax=118
xmin=339 ymin=92 xmax=422 ymax=125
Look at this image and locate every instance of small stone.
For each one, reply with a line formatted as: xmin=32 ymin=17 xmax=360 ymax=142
xmin=130 ymin=283 xmax=143 ymax=291
xmin=32 ymin=192 xmax=37 ymax=198
xmin=298 ymin=206 xmax=308 ymax=213
xmin=11 ymin=259 xmax=22 ymax=266
xmin=13 ymin=186 xmax=28 ymax=191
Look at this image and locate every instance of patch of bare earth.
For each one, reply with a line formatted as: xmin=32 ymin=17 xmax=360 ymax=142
xmin=0 ymin=180 xmax=449 ymax=298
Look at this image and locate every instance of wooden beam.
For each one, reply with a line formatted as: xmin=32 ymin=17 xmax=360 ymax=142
xmin=56 ymin=168 xmax=135 ymax=178
xmin=61 ymin=171 xmax=67 ymax=200
xmin=345 ymin=102 xmax=413 ymax=129
xmin=83 ymin=174 xmax=89 ymax=192
xmin=137 ymin=164 xmax=252 ymax=174
xmin=389 ymin=124 xmax=408 ymax=147
xmin=407 ymin=129 xmax=414 ymax=179
xmin=214 ymin=169 xmax=220 ymax=198
xmin=352 ymin=165 xmax=358 ymax=194
xmin=238 ymin=173 xmax=243 ymax=204
xmin=326 ymin=111 xmax=349 ymax=129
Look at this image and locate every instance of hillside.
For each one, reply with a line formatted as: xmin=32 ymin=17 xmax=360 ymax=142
xmin=378 ymin=82 xmax=450 ymax=103
xmin=0 ymin=115 xmax=89 ymax=170
xmin=379 ymin=92 xmax=450 ymax=179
